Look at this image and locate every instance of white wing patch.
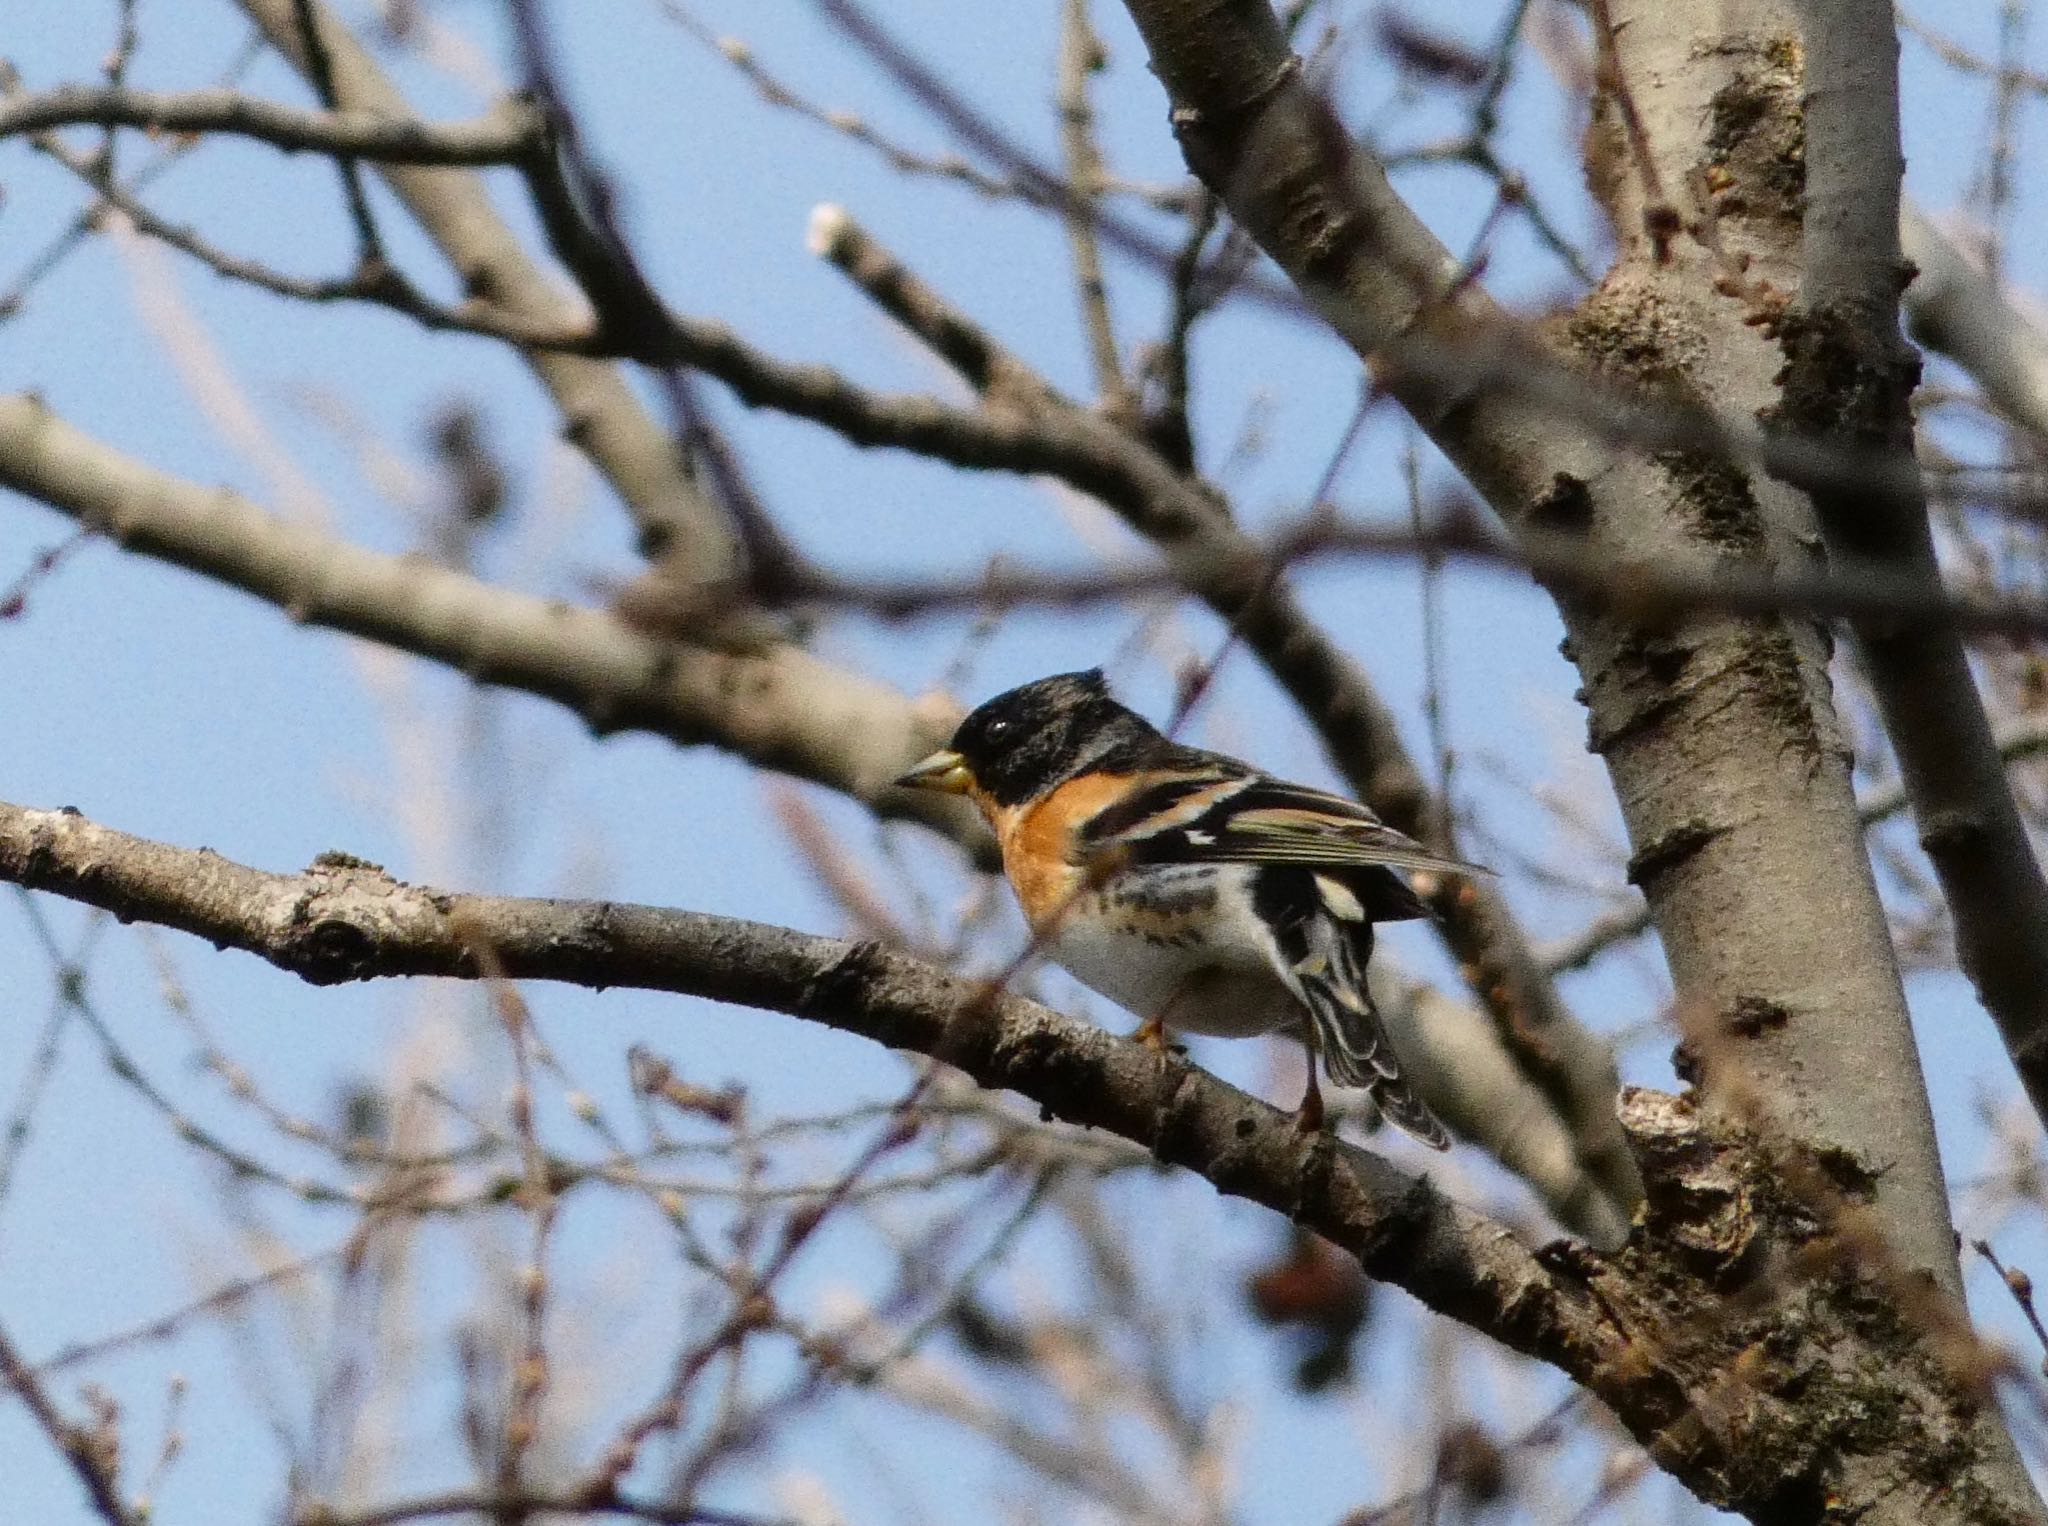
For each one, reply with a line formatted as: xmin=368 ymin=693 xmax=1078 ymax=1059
xmin=1313 ymin=873 xmax=1366 ymax=922
xmin=1077 ymin=763 xmax=1490 ymax=882
xmin=1101 ymin=775 xmax=1255 ymax=842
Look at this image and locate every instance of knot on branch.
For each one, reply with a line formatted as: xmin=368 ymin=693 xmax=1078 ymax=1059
xmin=1700 ymin=38 xmax=1806 ymax=230
xmin=1168 ymin=71 xmax=1376 ymax=293
xmin=1918 ymin=807 xmax=1993 ymax=860
xmin=1623 ymin=818 xmax=1723 ymax=887
xmin=277 ymin=854 xmax=408 ymax=985
xmin=1166 ymin=53 xmax=1299 ymax=145
xmin=1618 ymin=1087 xmax=1763 ymax=1286
xmin=800 ymin=938 xmax=893 ymax=1023
xmin=1769 ymin=303 xmax=1921 ymax=457
xmin=293 ymin=916 xmax=378 ymax=983
xmin=1598 ymin=1088 xmax=2013 ymax=1521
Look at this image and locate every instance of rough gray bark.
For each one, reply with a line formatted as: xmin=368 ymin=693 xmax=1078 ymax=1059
xmin=1373 ymin=965 xmax=1626 ymax=1241
xmin=0 ymin=795 xmax=2028 ymax=1526
xmin=1109 ymin=2 xmax=2040 ymax=1519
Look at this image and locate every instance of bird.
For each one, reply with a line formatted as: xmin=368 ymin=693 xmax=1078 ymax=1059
xmin=895 ymin=669 xmax=1487 ymax=1147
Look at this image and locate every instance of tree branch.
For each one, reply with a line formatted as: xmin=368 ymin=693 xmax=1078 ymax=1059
xmin=289 ymin=1487 xmax=788 ymax=1526
xmin=228 ymin=0 xmax=738 ymax=576
xmin=694 ymin=507 xmax=2048 ymax=641
xmin=1054 ymin=0 xmax=1133 ymax=415
xmin=1901 ymin=200 xmax=2048 ymax=442
xmin=0 ymin=795 xmax=1599 ymax=1358
xmin=0 ymin=84 xmax=545 ymax=164
xmin=0 ymin=796 xmax=2024 ymax=1526
xmin=1786 ymin=0 xmax=2048 ymax=1141
xmin=0 ymin=1320 xmax=139 ymax=1526
xmin=0 ymin=394 xmax=977 ymax=851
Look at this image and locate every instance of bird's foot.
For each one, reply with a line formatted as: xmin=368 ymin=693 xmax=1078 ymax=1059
xmin=1133 ymin=1012 xmax=1173 ymax=1055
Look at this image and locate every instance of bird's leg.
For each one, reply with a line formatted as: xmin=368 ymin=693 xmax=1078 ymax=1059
xmin=1296 ymin=1067 xmax=1327 ymax=1134
xmin=1295 ymin=1032 xmax=1328 ymax=1134
xmin=1135 ymin=981 xmax=1194 ymax=1057
xmin=1133 ymin=1011 xmax=1172 ymax=1054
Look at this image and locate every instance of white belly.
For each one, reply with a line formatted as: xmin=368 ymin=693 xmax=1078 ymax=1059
xmin=1041 ymin=864 xmax=1300 ymax=1040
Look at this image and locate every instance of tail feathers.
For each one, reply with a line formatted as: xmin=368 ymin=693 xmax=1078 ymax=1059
xmin=1363 ymin=1077 xmax=1451 ymax=1151
xmin=1294 ymin=923 xmax=1451 ymax=1151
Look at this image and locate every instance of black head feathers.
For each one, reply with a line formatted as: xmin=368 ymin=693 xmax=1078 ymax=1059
xmin=946 ymin=669 xmax=1158 ymax=805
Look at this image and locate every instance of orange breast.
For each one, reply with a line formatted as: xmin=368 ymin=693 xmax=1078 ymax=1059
xmin=987 ymin=771 xmax=1133 ymax=931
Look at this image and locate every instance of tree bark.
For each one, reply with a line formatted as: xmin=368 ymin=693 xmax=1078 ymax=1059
xmin=1786 ymin=0 xmax=2048 ymax=1141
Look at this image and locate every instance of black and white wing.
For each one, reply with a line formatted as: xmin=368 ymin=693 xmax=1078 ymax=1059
xmin=1079 ymin=767 xmax=1489 ymax=881
xmin=1077 ymin=761 xmax=1471 ymax=1149
xmin=1250 ymin=865 xmax=1451 ymax=1150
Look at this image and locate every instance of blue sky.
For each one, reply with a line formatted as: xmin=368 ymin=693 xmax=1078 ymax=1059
xmin=4 ymin=2 xmax=2048 ymax=1522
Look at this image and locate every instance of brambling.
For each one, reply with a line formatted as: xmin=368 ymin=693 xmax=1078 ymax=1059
xmin=896 ymin=669 xmax=1486 ymax=1147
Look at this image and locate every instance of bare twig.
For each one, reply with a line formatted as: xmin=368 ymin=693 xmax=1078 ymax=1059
xmin=0 ymin=528 xmax=88 ymax=620
xmin=232 ymin=0 xmax=739 ymax=571
xmin=1899 ymin=7 xmax=2048 ymax=97
xmin=658 ymin=0 xmax=1195 ymax=212
xmin=500 ymin=0 xmax=798 ymax=607
xmin=0 ymin=85 xmax=545 ymax=162
xmin=0 ymin=1320 xmax=141 ymax=1526
xmin=1055 ymin=0 xmax=1133 ymax=413
xmin=659 ymin=505 xmax=2048 ymax=642
xmin=32 ymin=1245 xmax=354 ymax=1378
xmin=288 ymin=1485 xmax=793 ymax=1526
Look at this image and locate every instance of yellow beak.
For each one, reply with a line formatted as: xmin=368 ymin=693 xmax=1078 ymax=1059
xmin=895 ymin=748 xmax=974 ymax=794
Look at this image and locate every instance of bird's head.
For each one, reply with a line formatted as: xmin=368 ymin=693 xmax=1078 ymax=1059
xmin=895 ymin=669 xmax=1156 ymax=808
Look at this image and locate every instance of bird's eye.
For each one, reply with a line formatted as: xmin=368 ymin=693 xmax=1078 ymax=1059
xmin=984 ymin=717 xmax=1014 ymax=741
